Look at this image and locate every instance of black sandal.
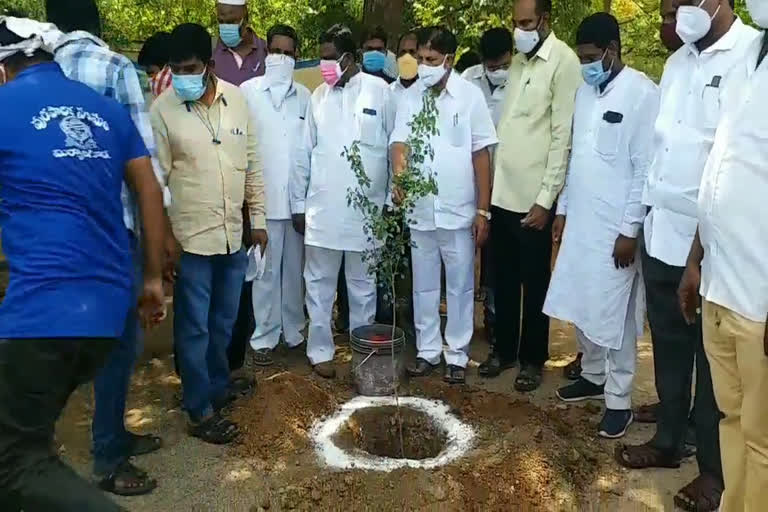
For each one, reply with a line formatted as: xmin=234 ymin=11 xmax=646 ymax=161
xmin=189 ymin=413 xmax=239 ymax=445
xmin=673 ymin=474 xmax=723 ymax=512
xmin=443 ymin=365 xmax=466 ymax=384
xmin=96 ymin=460 xmax=157 ymax=497
xmin=252 ymin=348 xmax=274 ymax=366
xmin=514 ymin=365 xmax=543 ymax=392
xmin=478 ymin=352 xmax=516 ymax=378
xmin=129 ymin=433 xmax=163 ymax=456
xmin=614 ymin=442 xmax=681 ymax=469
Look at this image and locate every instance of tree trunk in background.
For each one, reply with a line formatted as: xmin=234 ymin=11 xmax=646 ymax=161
xmin=603 ymin=0 xmax=613 ymax=12
xmin=363 ymin=0 xmax=406 ymax=49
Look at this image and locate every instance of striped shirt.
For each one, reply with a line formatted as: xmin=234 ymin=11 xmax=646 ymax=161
xmin=54 ymin=31 xmax=169 ymax=232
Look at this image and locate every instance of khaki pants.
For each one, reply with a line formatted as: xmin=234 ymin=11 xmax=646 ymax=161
xmin=703 ymin=301 xmax=768 ymax=512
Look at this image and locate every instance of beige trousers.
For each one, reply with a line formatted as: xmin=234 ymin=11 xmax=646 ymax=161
xmin=703 ymin=300 xmax=768 ymax=512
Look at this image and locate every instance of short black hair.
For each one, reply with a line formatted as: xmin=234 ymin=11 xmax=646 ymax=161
xmin=320 ymin=24 xmax=357 ymax=57
xmin=576 ymin=12 xmax=621 ymax=53
xmin=138 ymin=32 xmax=171 ymax=69
xmin=455 ymin=51 xmax=481 ymax=73
xmin=46 ymin=0 xmax=101 ymax=37
xmin=360 ymin=25 xmax=388 ymax=48
xmin=416 ymin=26 xmax=458 ymax=56
xmin=479 ymin=27 xmax=513 ymax=60
xmin=168 ymin=23 xmax=212 ymax=64
xmin=267 ymin=24 xmax=299 ymax=50
xmin=0 ymin=21 xmax=53 ymax=70
xmin=536 ymin=0 xmax=553 ymax=15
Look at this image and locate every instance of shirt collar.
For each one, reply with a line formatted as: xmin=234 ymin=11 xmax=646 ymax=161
xmin=443 ymin=71 xmax=461 ymax=97
xmin=15 ymin=61 xmax=62 ymax=80
xmin=465 ymin=64 xmax=485 ymax=80
xmin=596 ymin=66 xmax=627 ymax=97
xmin=54 ymin=30 xmax=109 ymax=51
xmin=532 ymin=31 xmax=557 ymax=62
xmin=686 ymin=17 xmax=746 ymax=57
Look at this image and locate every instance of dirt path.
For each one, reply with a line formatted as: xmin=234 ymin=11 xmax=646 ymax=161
xmin=51 ymin=310 xmax=698 ymax=511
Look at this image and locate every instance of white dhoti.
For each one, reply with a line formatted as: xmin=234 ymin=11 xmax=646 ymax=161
xmin=577 ymin=273 xmax=641 ymax=410
xmin=411 ymin=228 xmax=474 ymax=368
xmin=250 ymin=219 xmax=306 ymax=351
xmin=304 ymin=245 xmax=376 ymax=365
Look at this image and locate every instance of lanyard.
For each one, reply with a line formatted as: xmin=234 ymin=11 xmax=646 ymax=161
xmin=191 ymin=101 xmax=222 ymax=145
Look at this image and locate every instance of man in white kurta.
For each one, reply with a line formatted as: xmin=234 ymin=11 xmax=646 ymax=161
xmin=543 ymin=13 xmax=659 ymax=439
xmin=291 ymin=25 xmax=394 ymax=378
xmin=391 ymin=27 xmax=496 ymax=385
xmin=240 ymin=25 xmax=309 ymax=366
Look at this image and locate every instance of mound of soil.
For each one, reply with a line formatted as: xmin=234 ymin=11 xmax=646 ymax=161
xmin=332 ymin=405 xmax=447 ymax=460
xmin=230 ymin=372 xmax=339 ymax=459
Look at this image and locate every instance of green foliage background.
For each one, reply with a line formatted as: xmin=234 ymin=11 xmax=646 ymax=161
xmin=0 ymin=0 xmax=754 ymax=80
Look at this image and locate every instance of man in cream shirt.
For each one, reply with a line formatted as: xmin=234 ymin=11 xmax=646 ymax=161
xmin=617 ymin=1 xmax=757 ymax=509
xmin=240 ymin=24 xmax=309 ymax=367
xmin=484 ymin=0 xmax=581 ymax=392
xmin=679 ymin=5 xmax=768 ymax=509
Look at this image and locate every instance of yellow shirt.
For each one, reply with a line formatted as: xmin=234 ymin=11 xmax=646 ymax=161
xmin=493 ymin=32 xmax=582 ymax=213
xmin=150 ymin=78 xmax=265 ymax=256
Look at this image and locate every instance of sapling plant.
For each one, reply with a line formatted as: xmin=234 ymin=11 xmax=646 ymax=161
xmin=343 ymin=90 xmax=439 ymax=457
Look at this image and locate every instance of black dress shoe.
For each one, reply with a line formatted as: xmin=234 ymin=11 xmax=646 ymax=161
xmin=443 ymin=365 xmax=466 ymax=384
xmin=478 ymin=352 xmax=516 ymax=378
xmin=407 ymin=358 xmax=437 ymax=377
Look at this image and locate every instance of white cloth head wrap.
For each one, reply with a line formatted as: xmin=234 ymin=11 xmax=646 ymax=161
xmin=0 ymin=17 xmax=63 ymax=62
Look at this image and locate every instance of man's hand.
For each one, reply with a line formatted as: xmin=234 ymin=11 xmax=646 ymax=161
xmin=473 ymin=215 xmax=490 ymax=248
xmin=292 ymin=214 xmax=306 ymax=235
xmin=392 ymin=186 xmax=405 ymax=205
xmin=612 ymin=235 xmax=637 ymax=269
xmin=678 ymin=261 xmax=702 ymax=325
xmin=552 ymin=215 xmax=566 ymax=244
xmin=521 ymin=204 xmax=550 ymax=230
xmin=163 ymin=231 xmax=181 ymax=284
xmin=251 ymin=229 xmax=268 ymax=253
xmin=138 ymin=277 xmax=166 ymax=329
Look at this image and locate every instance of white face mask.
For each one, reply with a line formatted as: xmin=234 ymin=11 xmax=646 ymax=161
xmin=418 ymin=55 xmax=450 ymax=87
xmin=264 ymin=53 xmax=295 ymax=84
xmin=676 ymin=0 xmax=721 ymax=45
xmin=747 ymin=0 xmax=768 ymax=28
xmin=514 ymin=23 xmax=541 ymax=54
xmin=486 ymin=67 xmax=508 ymax=87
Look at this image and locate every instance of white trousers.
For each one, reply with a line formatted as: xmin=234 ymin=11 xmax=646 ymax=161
xmin=579 ymin=279 xmax=639 ymax=410
xmin=250 ymin=219 xmax=306 ymax=351
xmin=411 ymin=228 xmax=475 ymax=367
xmin=304 ymin=245 xmax=376 ymax=365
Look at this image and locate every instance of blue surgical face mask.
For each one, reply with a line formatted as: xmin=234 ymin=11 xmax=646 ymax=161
xmin=581 ymin=50 xmax=613 ymax=87
xmin=172 ymin=68 xmax=208 ymax=102
xmin=220 ymin=22 xmax=242 ymax=48
xmin=363 ymin=51 xmax=387 ymax=73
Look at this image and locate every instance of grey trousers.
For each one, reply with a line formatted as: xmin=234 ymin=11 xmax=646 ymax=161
xmin=643 ymin=248 xmax=723 ymax=481
xmin=0 ymin=338 xmax=124 ymax=511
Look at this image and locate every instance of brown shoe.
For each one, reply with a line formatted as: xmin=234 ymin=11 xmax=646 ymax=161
xmin=313 ymin=361 xmax=336 ymax=379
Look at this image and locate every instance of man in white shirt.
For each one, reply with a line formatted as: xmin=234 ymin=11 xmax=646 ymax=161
xmin=461 ymin=27 xmax=513 ymax=126
xmin=461 ymin=27 xmax=513 ymax=355
xmin=390 ymin=31 xmax=418 ymax=108
xmin=679 ymin=13 xmax=768 ymax=510
xmin=240 ymin=24 xmax=309 ymax=367
xmin=291 ymin=25 xmax=394 ymax=379
xmin=544 ymin=13 xmax=659 ymax=439
xmin=618 ymin=1 xmax=757 ymax=509
xmin=391 ymin=26 xmax=497 ymax=385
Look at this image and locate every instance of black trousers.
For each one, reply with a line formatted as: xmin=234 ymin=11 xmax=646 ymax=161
xmin=0 ymin=338 xmax=124 ymax=512
xmin=643 ymin=248 xmax=723 ymax=480
xmin=491 ymin=206 xmax=553 ymax=367
xmin=227 ymin=283 xmax=254 ymax=371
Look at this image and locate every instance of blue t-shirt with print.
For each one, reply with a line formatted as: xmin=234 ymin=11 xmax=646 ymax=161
xmin=0 ymin=62 xmax=149 ymax=339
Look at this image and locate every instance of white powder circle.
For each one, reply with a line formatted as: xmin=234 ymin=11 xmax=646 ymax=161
xmin=310 ymin=396 xmax=475 ymax=472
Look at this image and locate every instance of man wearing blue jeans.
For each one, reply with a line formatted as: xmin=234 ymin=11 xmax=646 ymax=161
xmin=151 ymin=23 xmax=266 ymax=444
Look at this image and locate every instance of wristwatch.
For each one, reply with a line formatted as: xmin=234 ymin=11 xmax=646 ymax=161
xmin=477 ymin=209 xmax=492 ymax=220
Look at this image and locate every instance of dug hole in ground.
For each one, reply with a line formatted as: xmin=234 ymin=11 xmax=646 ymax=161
xmin=8 ymin=260 xmax=696 ymax=510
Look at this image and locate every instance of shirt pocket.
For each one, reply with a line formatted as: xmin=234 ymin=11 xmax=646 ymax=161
xmin=594 ymin=116 xmax=622 ymax=160
xmin=699 ymin=84 xmax=721 ymax=131
xmin=223 ymin=122 xmax=249 ymax=171
xmin=357 ymin=107 xmax=384 ymax=147
xmin=440 ymin=109 xmax=468 ymax=148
